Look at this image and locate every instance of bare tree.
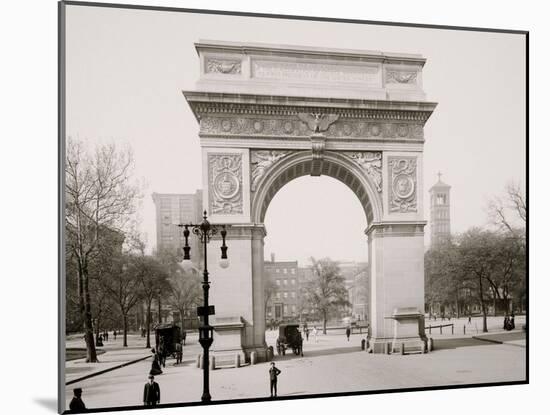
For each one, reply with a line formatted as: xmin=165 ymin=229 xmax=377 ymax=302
xmin=264 ymin=278 xmax=277 ymax=320
xmin=305 ymin=257 xmax=350 ymax=334
xmin=65 ymin=137 xmax=140 ymax=361
xmin=488 ymin=181 xmax=526 ymax=236
xmin=168 ymin=268 xmax=202 ymax=330
xmin=103 ymin=254 xmax=143 ymax=347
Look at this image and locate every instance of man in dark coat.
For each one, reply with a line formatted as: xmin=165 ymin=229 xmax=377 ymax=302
xmin=269 ymin=362 xmax=282 ymax=398
xmin=345 ymin=326 xmax=351 ymax=341
xmin=143 ymin=375 xmax=161 ymax=406
xmin=69 ymin=387 xmax=86 ymax=412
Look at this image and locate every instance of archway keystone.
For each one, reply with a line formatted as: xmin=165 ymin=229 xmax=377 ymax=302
xmin=183 ymin=40 xmax=437 ymax=358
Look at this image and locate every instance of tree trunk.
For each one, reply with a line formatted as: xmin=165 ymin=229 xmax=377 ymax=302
xmin=123 ymin=314 xmax=128 ymax=347
xmin=478 ymin=274 xmax=488 ymax=333
xmin=158 ymin=295 xmax=162 ymax=324
xmin=82 ymin=266 xmax=98 ymax=362
xmin=146 ymin=301 xmax=152 ymax=349
xmin=322 ymin=310 xmax=327 ymax=335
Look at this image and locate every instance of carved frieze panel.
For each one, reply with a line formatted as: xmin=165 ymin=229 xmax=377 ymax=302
xmin=347 ymin=152 xmax=382 ymax=192
xmin=208 ymin=154 xmax=243 ymax=215
xmin=205 ymin=59 xmax=242 ymax=74
xmin=199 ymin=115 xmax=424 ymax=140
xmin=386 ymin=70 xmax=418 ymax=84
xmin=388 ymin=156 xmax=417 ymax=213
xmin=250 ymin=150 xmax=290 ymax=192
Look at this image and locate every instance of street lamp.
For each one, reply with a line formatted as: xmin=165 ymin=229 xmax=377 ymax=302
xmin=178 ymin=211 xmax=229 ymax=402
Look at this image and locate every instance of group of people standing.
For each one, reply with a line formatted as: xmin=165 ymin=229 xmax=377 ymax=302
xmin=94 ymin=329 xmax=118 ymax=347
xmin=504 ymin=313 xmax=516 ymax=331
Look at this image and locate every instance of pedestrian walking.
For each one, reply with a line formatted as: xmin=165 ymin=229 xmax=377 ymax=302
xmin=269 ymin=362 xmax=282 ymax=398
xmin=158 ymin=338 xmax=166 ymax=368
xmin=345 ymin=326 xmax=351 ymax=341
xmin=149 ymin=348 xmax=163 ymax=375
xmin=468 ymin=315 xmax=472 ymax=324
xmin=312 ymin=326 xmax=318 ymax=343
xmin=104 ymin=331 xmax=109 ymax=342
xmin=143 ymin=375 xmax=161 ymax=407
xmin=175 ymin=340 xmax=183 ymax=365
xmin=182 ymin=330 xmax=187 ymax=346
xmin=113 ymin=330 xmax=117 ymax=341
xmin=69 ymin=387 xmax=86 ymax=412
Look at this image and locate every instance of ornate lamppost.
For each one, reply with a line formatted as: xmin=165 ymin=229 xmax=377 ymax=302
xmin=178 ymin=211 xmax=229 ymax=402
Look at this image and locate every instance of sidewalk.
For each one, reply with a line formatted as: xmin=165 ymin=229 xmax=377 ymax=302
xmin=65 ymin=333 xmax=153 ymax=383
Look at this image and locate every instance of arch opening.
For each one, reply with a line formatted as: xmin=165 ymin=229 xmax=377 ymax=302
xmin=252 ymin=151 xmax=382 ymax=226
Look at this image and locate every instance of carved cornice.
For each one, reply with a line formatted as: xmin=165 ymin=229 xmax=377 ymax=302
xmin=192 ymin=102 xmax=433 ymax=123
xmin=365 ymin=221 xmax=426 ymax=238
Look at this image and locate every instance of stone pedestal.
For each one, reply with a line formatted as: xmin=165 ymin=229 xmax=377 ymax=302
xmin=389 ymin=307 xmax=427 ymax=354
xmin=211 ymin=316 xmax=246 ymax=367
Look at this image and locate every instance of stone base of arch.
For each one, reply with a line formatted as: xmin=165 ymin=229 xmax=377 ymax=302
xmin=209 ymin=224 xmax=270 ymax=363
xmin=366 ymin=221 xmax=428 ymax=353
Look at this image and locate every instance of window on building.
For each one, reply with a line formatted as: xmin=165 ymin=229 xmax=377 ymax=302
xmin=283 ymin=268 xmax=288 ymax=274
xmin=437 ymin=194 xmax=446 ymax=205
xmin=291 ymin=279 xmax=296 ymax=285
xmin=291 ymin=292 xmax=296 ymax=298
xmin=283 ymin=279 xmax=288 ymax=285
xmin=291 ymin=269 xmax=295 ymax=274
xmin=276 ymin=269 xmax=280 ymax=273
xmin=283 ymin=292 xmax=288 ymax=298
xmin=291 ymin=305 xmax=296 ymax=313
xmin=276 ymin=280 xmax=281 ymax=286
xmin=276 ymin=292 xmax=281 ymax=299
xmin=283 ymin=305 xmax=288 ymax=314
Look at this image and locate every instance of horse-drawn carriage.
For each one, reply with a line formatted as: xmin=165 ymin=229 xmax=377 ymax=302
xmin=276 ymin=323 xmax=303 ymax=356
xmin=154 ymin=323 xmax=182 ymax=358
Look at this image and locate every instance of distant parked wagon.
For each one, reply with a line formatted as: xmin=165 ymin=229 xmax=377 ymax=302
xmin=276 ymin=323 xmax=303 ymax=357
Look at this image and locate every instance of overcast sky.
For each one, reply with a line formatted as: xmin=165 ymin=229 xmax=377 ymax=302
xmin=65 ymin=5 xmax=526 ymax=266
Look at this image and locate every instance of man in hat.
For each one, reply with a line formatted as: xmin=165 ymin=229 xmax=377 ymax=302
xmin=269 ymin=362 xmax=282 ymax=398
xmin=69 ymin=388 xmax=86 ymax=412
xmin=143 ymin=375 xmax=161 ymax=406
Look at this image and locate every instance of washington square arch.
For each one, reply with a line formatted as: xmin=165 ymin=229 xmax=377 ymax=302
xmin=182 ymin=40 xmax=437 ymax=360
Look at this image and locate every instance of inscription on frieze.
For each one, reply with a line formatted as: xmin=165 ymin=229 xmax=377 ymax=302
xmin=388 ymin=156 xmax=417 ymax=213
xmin=252 ymin=60 xmax=379 ymax=85
xmin=208 ymin=154 xmax=243 ymax=215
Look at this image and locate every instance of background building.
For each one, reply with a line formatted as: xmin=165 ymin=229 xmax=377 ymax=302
xmin=152 ymin=191 xmax=203 ymax=264
xmin=429 ymin=173 xmax=451 ymax=246
xmin=264 ymin=254 xmax=302 ymax=322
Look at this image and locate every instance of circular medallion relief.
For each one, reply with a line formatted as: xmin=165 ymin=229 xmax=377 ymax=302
xmin=214 ymin=173 xmax=240 ymax=199
xmin=221 ymin=119 xmax=232 ymax=132
xmin=343 ymin=124 xmax=352 ymax=135
xmin=253 ymin=120 xmax=264 ymax=132
xmin=397 ymin=124 xmax=409 ymax=137
xmin=371 ymin=124 xmax=381 ymax=136
xmin=393 ymin=174 xmax=415 ymax=199
xmin=283 ymin=121 xmax=294 ymax=134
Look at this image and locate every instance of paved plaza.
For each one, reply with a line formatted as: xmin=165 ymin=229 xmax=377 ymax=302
xmin=65 ymin=315 xmax=526 ymax=410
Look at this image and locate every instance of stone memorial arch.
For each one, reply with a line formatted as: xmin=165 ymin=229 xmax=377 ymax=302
xmin=183 ymin=40 xmax=437 ymax=359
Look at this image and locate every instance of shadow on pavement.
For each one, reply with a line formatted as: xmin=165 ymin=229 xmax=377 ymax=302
xmin=297 ymin=346 xmax=360 ymax=359
xmin=434 ymin=337 xmax=496 ymax=350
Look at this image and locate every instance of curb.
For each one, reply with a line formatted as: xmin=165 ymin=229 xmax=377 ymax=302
xmin=471 ymin=336 xmax=503 ymax=345
xmin=66 ymin=355 xmax=151 ymax=386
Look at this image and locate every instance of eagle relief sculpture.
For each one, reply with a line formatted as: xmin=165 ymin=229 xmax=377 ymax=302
xmin=297 ymin=113 xmax=340 ymax=133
